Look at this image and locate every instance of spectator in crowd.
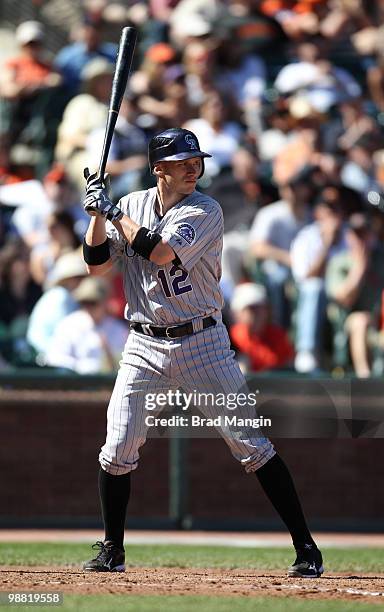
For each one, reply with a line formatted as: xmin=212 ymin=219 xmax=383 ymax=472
xmin=320 ymin=97 xmax=381 ymax=158
xmin=148 ymin=0 xmax=181 ymax=24
xmin=214 ymin=146 xmax=261 ymax=300
xmin=134 ymin=58 xmax=196 ymax=135
xmin=46 ymin=276 xmax=128 ymax=374
xmin=132 ymin=2 xmax=170 ymax=59
xmin=1 ymin=0 xmax=384 ymax=378
xmin=340 ymin=133 xmax=383 ymax=197
xmin=168 ymin=0 xmax=221 ymax=49
xmin=326 ymin=213 xmax=384 ymax=378
xmin=257 ymin=96 xmax=295 ymax=165
xmin=131 ymin=42 xmax=184 ymax=131
xmin=290 ymin=187 xmax=347 ymax=373
xmin=272 ymin=103 xmax=327 ymax=186
xmin=10 ymin=163 xmax=88 ymax=248
xmin=367 ymin=47 xmax=384 ymax=114
xmin=320 ymin=0 xmax=376 ymax=50
xmin=0 ymin=239 xmax=41 ymax=327
xmin=0 ymin=136 xmax=31 ymax=185
xmin=247 ymin=168 xmax=313 ymax=326
xmin=55 ymin=58 xmax=114 ymax=189
xmin=53 ymin=15 xmax=117 ymax=95
xmin=26 ymin=250 xmax=87 ymax=360
xmin=182 ymin=40 xmax=218 ymax=109
xmin=274 ymin=37 xmax=361 ymax=113
xmin=218 ymin=0 xmax=287 ymax=57
xmin=0 ymin=20 xmax=64 ymax=169
xmin=261 ymin=0 xmax=329 ymax=39
xmin=29 ymin=210 xmax=81 ymax=287
xmin=214 ymin=18 xmax=267 ymax=109
xmin=86 ymin=95 xmax=148 ymax=201
xmin=184 ymin=89 xmax=245 ymax=184
xmin=229 ymin=282 xmax=294 ymax=373
xmin=0 ymin=239 xmax=42 ymax=365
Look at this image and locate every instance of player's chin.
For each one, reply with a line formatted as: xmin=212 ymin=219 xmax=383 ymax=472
xmin=183 ymin=180 xmax=197 ymax=192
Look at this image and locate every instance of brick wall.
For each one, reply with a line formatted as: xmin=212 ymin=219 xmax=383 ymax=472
xmin=1 ymin=390 xmax=383 ymax=529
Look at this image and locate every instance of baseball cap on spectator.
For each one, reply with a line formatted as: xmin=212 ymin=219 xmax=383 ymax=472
xmin=73 ymin=277 xmax=108 ymax=304
xmin=172 ymin=16 xmax=212 ymax=39
xmin=9 ymin=143 xmax=40 ymax=167
xmin=81 ymin=58 xmax=114 ymax=83
xmin=145 ymin=43 xmax=176 ymax=64
xmin=49 ymin=252 xmax=87 ymax=287
xmin=16 ymin=21 xmax=44 ymax=46
xmin=231 ymin=283 xmax=267 ymax=312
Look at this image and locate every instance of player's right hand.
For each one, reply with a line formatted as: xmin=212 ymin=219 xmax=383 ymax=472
xmin=84 ymin=188 xmax=112 ymax=217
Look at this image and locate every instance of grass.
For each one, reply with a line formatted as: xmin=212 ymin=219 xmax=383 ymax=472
xmin=0 ymin=543 xmax=383 ymax=573
xmin=3 ymin=595 xmax=383 ymax=612
xmin=1 ymin=544 xmax=383 ymax=611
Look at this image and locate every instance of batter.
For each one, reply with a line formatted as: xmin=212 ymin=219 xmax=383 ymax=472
xmin=81 ymin=128 xmax=323 ymax=578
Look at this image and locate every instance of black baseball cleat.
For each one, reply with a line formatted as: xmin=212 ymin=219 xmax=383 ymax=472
xmin=288 ymin=545 xmax=324 ymax=578
xmin=83 ymin=541 xmax=125 ymax=572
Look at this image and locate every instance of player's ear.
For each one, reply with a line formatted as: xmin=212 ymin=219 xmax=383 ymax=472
xmin=153 ymin=162 xmax=166 ymax=178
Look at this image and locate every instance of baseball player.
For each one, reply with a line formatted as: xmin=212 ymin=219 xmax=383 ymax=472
xmin=81 ymin=128 xmax=323 ymax=578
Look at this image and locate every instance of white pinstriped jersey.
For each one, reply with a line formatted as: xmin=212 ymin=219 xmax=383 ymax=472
xmin=106 ymin=187 xmax=224 ymax=326
xmin=99 ymin=187 xmax=276 ymax=477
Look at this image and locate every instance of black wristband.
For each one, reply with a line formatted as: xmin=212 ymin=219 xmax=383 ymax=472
xmin=104 ymin=202 xmax=124 ymax=222
xmin=131 ymin=227 xmax=162 ymax=260
xmin=83 ymin=238 xmax=110 ymax=265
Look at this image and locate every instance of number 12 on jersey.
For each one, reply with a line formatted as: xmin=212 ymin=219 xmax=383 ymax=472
xmin=158 ymin=265 xmax=193 ymax=297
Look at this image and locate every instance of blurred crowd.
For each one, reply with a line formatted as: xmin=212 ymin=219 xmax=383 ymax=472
xmin=1 ymin=0 xmax=384 ymax=377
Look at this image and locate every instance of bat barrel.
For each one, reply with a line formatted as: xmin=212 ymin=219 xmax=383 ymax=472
xmin=97 ymin=26 xmax=137 ymax=181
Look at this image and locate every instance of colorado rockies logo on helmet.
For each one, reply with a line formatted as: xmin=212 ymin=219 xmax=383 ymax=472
xmin=175 ymin=223 xmax=196 ymax=245
xmin=185 ymin=135 xmax=198 ymax=150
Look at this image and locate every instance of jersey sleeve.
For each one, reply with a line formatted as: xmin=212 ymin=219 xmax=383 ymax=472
xmin=160 ymin=200 xmax=224 ymax=271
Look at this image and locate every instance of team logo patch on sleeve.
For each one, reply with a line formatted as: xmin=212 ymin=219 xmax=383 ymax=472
xmin=175 ymin=223 xmax=196 ymax=245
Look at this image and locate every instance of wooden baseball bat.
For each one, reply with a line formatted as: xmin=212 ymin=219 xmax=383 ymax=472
xmin=98 ymin=26 xmax=137 ymax=179
xmin=84 ymin=26 xmax=137 ymax=211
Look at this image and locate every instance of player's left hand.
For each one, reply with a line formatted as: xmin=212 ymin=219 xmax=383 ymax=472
xmin=84 ymin=168 xmax=110 ymax=196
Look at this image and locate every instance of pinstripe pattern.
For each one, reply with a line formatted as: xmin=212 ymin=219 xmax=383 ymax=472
xmin=105 ymin=188 xmax=224 ymax=325
xmin=99 ymin=187 xmax=275 ymax=475
xmin=99 ymin=331 xmax=178 ymax=475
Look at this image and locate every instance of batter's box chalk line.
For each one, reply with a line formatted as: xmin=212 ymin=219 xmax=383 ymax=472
xmin=280 ymin=583 xmax=384 ymax=598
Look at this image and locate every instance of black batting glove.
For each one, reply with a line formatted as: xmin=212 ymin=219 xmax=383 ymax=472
xmin=83 ymin=167 xmax=123 ymax=222
xmin=84 ymin=168 xmax=109 ymax=195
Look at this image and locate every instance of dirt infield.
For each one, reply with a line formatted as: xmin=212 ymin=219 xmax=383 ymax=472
xmin=1 ymin=567 xmax=384 ymax=603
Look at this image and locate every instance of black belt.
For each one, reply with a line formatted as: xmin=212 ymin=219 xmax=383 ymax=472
xmin=130 ymin=316 xmax=216 ymax=339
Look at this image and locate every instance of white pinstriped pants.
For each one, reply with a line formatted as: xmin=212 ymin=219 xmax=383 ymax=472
xmin=99 ymin=321 xmax=275 ymax=475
